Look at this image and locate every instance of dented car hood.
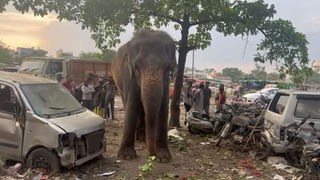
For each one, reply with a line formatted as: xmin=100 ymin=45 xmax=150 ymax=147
xmin=49 ymin=110 xmax=105 ymax=137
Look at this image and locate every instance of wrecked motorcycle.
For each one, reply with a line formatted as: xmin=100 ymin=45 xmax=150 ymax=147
xmin=271 ymin=116 xmax=320 ymax=180
xmin=215 ymin=106 xmax=268 ymax=160
xmin=185 ymin=104 xmax=237 ymax=134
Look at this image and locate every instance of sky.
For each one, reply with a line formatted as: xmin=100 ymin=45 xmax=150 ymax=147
xmin=0 ymin=0 xmax=319 ymax=73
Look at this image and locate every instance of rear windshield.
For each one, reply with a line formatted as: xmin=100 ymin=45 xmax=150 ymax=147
xmin=19 ymin=60 xmax=45 ymax=73
xmin=295 ymin=99 xmax=320 ymax=119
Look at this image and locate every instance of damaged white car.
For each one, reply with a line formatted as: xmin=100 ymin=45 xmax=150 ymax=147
xmin=0 ymin=72 xmax=105 ymax=172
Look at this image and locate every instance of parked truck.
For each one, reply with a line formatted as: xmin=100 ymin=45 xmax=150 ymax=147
xmin=18 ymin=57 xmax=112 ymax=84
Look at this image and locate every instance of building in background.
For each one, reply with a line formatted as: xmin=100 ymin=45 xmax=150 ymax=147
xmin=312 ymin=60 xmax=320 ymax=73
xmin=56 ymin=49 xmax=74 ymax=59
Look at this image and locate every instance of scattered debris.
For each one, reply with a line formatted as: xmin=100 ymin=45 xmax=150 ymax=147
xmin=200 ymin=142 xmax=210 ymax=145
xmin=97 ymin=171 xmax=116 ymax=177
xmin=249 ymin=151 xmax=256 ymax=159
xmin=32 ymin=173 xmax=43 ymax=180
xmin=250 ymin=169 xmax=262 ymax=177
xmin=267 ymin=156 xmax=301 ymax=174
xmin=271 ymin=163 xmax=300 ymax=174
xmin=268 ymin=156 xmax=288 ymax=165
xmin=168 ymin=128 xmax=184 ymax=141
xmin=238 ymin=158 xmax=255 ymax=169
xmin=273 ymin=174 xmax=285 ymax=180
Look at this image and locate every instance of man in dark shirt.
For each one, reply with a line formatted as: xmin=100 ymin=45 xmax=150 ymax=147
xmin=105 ymin=81 xmax=116 ymax=120
xmin=203 ymin=81 xmax=212 ymax=115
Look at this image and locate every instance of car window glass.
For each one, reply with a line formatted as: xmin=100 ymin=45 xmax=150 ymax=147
xmin=47 ymin=61 xmax=63 ymax=75
xmin=0 ymin=84 xmax=17 ymax=114
xmin=269 ymin=94 xmax=289 ymax=114
xmin=295 ymin=99 xmax=320 ymax=119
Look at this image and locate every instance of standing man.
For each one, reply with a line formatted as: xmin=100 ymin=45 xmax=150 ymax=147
xmin=61 ymin=75 xmax=73 ymax=94
xmin=193 ymin=83 xmax=204 ymax=113
xmin=81 ymin=77 xmax=95 ymax=111
xmin=183 ymin=81 xmax=193 ymax=113
xmin=203 ymin=81 xmax=212 ymax=115
xmin=215 ymin=84 xmax=226 ymax=112
xmin=105 ymin=80 xmax=116 ymax=120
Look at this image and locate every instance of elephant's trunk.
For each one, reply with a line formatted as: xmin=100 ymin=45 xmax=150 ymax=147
xmin=140 ymin=68 xmax=164 ymax=155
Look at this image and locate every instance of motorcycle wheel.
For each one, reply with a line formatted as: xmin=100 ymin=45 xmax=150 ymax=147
xmin=215 ymin=137 xmax=222 ymax=147
xmin=212 ymin=120 xmax=220 ymax=136
xmin=254 ymin=133 xmax=272 ymax=160
xmin=186 ymin=122 xmax=198 ymax=134
xmin=215 ymin=123 xmax=231 ymax=147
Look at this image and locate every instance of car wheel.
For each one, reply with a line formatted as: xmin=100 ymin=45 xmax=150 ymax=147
xmin=26 ymin=148 xmax=60 ymax=173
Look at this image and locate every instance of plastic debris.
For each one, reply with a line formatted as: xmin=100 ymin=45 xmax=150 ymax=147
xmin=200 ymin=142 xmax=210 ymax=145
xmin=250 ymin=169 xmax=262 ymax=177
xmin=267 ymin=156 xmax=288 ymax=165
xmin=273 ymin=174 xmax=285 ymax=180
xmin=271 ymin=163 xmax=299 ymax=174
xmin=97 ymin=171 xmax=116 ymax=176
xmin=238 ymin=158 xmax=255 ymax=169
xmin=168 ymin=128 xmax=184 ymax=141
xmin=32 ymin=173 xmax=43 ymax=180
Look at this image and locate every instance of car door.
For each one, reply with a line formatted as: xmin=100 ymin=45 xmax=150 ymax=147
xmin=0 ymin=82 xmax=24 ymax=160
xmin=264 ymin=93 xmax=290 ymax=141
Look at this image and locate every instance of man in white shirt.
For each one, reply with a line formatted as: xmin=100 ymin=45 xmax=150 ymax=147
xmin=81 ymin=77 xmax=95 ymax=111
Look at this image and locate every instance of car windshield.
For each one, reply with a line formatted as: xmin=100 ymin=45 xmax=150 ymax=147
xmin=295 ymin=99 xmax=320 ymax=119
xmin=21 ymin=84 xmax=83 ymax=118
xmin=19 ymin=60 xmax=45 ymax=73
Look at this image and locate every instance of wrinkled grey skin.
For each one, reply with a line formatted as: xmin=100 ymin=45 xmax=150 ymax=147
xmin=112 ymin=29 xmax=176 ymax=162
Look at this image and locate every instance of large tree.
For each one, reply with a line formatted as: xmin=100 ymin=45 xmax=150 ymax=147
xmin=0 ymin=45 xmax=14 ymax=64
xmin=222 ymin=67 xmax=243 ymax=82
xmin=2 ymin=0 xmax=310 ymax=127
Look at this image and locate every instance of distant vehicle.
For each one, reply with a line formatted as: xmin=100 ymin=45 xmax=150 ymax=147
xmin=18 ymin=57 xmax=112 ymax=85
xmin=0 ymin=72 xmax=105 ymax=172
xmin=2 ymin=66 xmax=19 ymax=72
xmin=243 ymin=88 xmax=278 ymax=103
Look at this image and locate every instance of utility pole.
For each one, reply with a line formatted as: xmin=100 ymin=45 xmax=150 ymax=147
xmin=192 ymin=49 xmax=195 ymax=81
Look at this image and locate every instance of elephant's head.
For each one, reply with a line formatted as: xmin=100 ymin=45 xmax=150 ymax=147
xmin=126 ymin=30 xmax=176 ymax=90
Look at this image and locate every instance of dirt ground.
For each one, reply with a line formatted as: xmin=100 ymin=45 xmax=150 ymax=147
xmin=37 ymin=97 xmax=302 ymax=180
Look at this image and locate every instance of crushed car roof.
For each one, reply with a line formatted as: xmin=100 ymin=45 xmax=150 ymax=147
xmin=0 ymin=71 xmax=56 ymax=85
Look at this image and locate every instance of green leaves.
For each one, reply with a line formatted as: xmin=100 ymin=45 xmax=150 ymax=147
xmin=255 ymin=19 xmax=310 ymax=78
xmin=2 ymin=0 xmax=310 ymax=79
xmin=0 ymin=45 xmax=14 ymax=64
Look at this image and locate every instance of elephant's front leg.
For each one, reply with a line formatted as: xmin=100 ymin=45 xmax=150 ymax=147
xmin=118 ymin=94 xmax=141 ymax=159
xmin=156 ymin=100 xmax=172 ymax=163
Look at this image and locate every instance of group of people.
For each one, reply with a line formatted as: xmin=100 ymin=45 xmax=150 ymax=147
xmin=59 ymin=75 xmax=116 ymax=120
xmin=183 ymin=81 xmax=226 ymax=115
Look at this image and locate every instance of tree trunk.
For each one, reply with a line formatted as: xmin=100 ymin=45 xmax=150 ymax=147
xmin=169 ymin=20 xmax=190 ymax=127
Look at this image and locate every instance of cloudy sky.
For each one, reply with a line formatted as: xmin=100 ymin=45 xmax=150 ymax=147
xmin=0 ymin=0 xmax=319 ymax=72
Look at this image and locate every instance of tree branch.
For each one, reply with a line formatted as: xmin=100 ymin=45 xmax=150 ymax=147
xmin=190 ymin=16 xmax=224 ymax=26
xmin=257 ymin=27 xmax=268 ymax=37
xmin=150 ymin=11 xmax=182 ymax=24
xmin=186 ymin=45 xmax=195 ymax=52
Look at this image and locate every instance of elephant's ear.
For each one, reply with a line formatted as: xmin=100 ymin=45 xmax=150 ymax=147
xmin=125 ymin=41 xmax=142 ymax=79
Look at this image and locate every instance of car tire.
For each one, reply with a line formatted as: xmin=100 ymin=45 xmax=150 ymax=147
xmin=26 ymin=148 xmax=60 ymax=173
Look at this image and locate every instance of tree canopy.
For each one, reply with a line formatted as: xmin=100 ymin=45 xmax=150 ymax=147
xmin=0 ymin=45 xmax=14 ymax=64
xmin=2 ymin=0 xmax=311 ymax=127
xmin=222 ymin=67 xmax=243 ymax=82
xmin=78 ymin=49 xmax=116 ymax=62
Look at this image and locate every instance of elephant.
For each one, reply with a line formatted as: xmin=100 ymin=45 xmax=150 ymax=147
xmin=111 ymin=29 xmax=176 ymax=162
